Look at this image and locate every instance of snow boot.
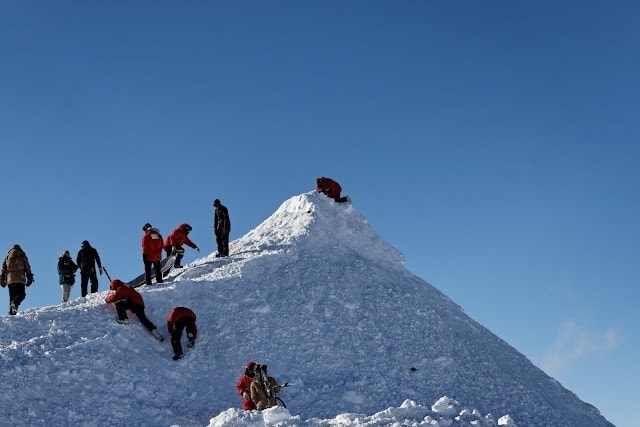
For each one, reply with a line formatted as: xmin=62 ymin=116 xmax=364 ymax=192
xmin=117 ymin=318 xmax=129 ymax=325
xmin=151 ymin=328 xmax=165 ymax=342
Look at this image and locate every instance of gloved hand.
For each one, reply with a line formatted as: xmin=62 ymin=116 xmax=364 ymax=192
xmin=0 ymin=283 xmax=5 ymax=288
xmin=195 ymin=247 xmax=200 ymax=253
xmin=99 ymin=267 xmax=104 ymax=275
xmin=27 ymin=274 xmax=34 ymax=286
xmin=242 ymin=391 xmax=250 ymax=399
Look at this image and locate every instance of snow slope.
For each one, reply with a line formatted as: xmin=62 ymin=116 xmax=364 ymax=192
xmin=0 ymin=192 xmax=612 ymax=426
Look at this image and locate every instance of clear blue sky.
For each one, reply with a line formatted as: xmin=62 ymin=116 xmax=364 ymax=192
xmin=1 ymin=2 xmax=637 ymax=426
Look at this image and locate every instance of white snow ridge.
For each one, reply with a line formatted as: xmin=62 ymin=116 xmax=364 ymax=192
xmin=0 ymin=192 xmax=613 ymax=426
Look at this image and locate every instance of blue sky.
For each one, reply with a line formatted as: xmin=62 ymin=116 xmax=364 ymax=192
xmin=0 ymin=2 xmax=637 ymax=426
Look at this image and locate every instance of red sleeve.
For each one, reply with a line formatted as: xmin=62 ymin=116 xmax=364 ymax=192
xmin=236 ymin=376 xmax=250 ymax=395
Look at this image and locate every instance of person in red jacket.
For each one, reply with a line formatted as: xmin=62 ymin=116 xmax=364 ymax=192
xmin=167 ymin=306 xmax=198 ymax=361
xmin=105 ymin=279 xmax=164 ymax=342
xmin=236 ymin=361 xmax=258 ymax=410
xmin=142 ymin=223 xmax=164 ymax=286
xmin=163 ymin=223 xmax=199 ymax=269
xmin=316 ymin=177 xmax=350 ymax=203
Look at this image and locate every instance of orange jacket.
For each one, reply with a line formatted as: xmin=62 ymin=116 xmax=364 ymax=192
xmin=316 ymin=177 xmax=342 ymax=199
xmin=142 ymin=228 xmax=164 ymax=262
xmin=105 ymin=280 xmax=144 ymax=305
xmin=167 ymin=307 xmax=198 ymax=337
xmin=163 ymin=224 xmax=197 ymax=249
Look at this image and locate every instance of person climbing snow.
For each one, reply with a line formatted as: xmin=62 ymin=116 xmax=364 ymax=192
xmin=163 ymin=223 xmax=199 ymax=269
xmin=76 ymin=240 xmax=103 ymax=297
xmin=57 ymin=250 xmax=78 ymax=303
xmin=105 ymin=279 xmax=164 ymax=342
xmin=1 ymin=244 xmax=34 ymax=315
xmin=167 ymin=306 xmax=198 ymax=361
xmin=316 ymin=177 xmax=350 ymax=203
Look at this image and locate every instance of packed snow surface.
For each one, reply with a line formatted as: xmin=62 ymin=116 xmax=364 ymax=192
xmin=0 ymin=192 xmax=612 ymax=426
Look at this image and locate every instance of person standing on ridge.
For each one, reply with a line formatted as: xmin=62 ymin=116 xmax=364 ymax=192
xmin=316 ymin=177 xmax=350 ymax=203
xmin=213 ymin=199 xmax=231 ymax=257
xmin=167 ymin=306 xmax=198 ymax=361
xmin=141 ymin=223 xmax=164 ymax=286
xmin=163 ymin=223 xmax=199 ymax=269
xmin=76 ymin=240 xmax=103 ymax=297
xmin=236 ymin=361 xmax=258 ymax=410
xmin=57 ymin=250 xmax=78 ymax=303
xmin=105 ymin=279 xmax=164 ymax=341
xmin=1 ymin=244 xmax=34 ymax=315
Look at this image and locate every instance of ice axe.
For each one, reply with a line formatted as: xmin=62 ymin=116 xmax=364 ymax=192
xmin=102 ymin=267 xmax=112 ymax=282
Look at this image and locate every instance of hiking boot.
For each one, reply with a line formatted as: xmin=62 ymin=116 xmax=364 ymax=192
xmin=174 ymin=264 xmax=183 ymax=269
xmin=117 ymin=318 xmax=129 ymax=325
xmin=9 ymin=304 xmax=17 ymax=315
xmin=172 ymin=353 xmax=183 ymax=361
xmin=151 ymin=329 xmax=164 ymax=342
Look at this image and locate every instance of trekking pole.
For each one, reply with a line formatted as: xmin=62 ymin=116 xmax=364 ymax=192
xmin=103 ymin=267 xmax=112 ymax=282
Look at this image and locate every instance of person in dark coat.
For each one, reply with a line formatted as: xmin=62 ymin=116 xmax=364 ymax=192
xmin=57 ymin=250 xmax=78 ymax=303
xmin=213 ymin=199 xmax=231 ymax=257
xmin=141 ymin=223 xmax=164 ymax=286
xmin=163 ymin=223 xmax=199 ymax=269
xmin=105 ymin=279 xmax=164 ymax=341
xmin=1 ymin=244 xmax=34 ymax=315
xmin=316 ymin=177 xmax=350 ymax=203
xmin=76 ymin=240 xmax=103 ymax=297
xmin=236 ymin=361 xmax=258 ymax=410
xmin=167 ymin=306 xmax=198 ymax=360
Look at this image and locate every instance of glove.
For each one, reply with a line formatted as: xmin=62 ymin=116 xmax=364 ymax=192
xmin=0 ymin=283 xmax=5 ymax=288
xmin=195 ymin=247 xmax=200 ymax=253
xmin=99 ymin=267 xmax=104 ymax=275
xmin=242 ymin=392 xmax=250 ymax=399
xmin=27 ymin=274 xmax=34 ymax=286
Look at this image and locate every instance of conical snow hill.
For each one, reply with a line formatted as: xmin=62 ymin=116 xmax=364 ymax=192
xmin=0 ymin=192 xmax=612 ymax=426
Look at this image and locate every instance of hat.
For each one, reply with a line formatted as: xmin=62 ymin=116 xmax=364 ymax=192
xmin=109 ymin=279 xmax=124 ymax=291
xmin=81 ymin=240 xmax=89 ymax=246
xmin=62 ymin=250 xmax=70 ymax=257
xmin=12 ymin=244 xmax=21 ymax=250
xmin=142 ymin=223 xmax=152 ymax=232
xmin=213 ymin=199 xmax=221 ymax=207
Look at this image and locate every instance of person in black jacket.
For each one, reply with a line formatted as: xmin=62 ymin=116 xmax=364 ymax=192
xmin=58 ymin=250 xmax=78 ymax=303
xmin=76 ymin=240 xmax=103 ymax=297
xmin=213 ymin=199 xmax=231 ymax=257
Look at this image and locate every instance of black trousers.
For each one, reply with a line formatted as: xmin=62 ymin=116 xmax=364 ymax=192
xmin=215 ymin=232 xmax=229 ymax=256
xmin=171 ymin=317 xmax=197 ymax=357
xmin=164 ymin=245 xmax=185 ymax=266
xmin=8 ymin=283 xmax=26 ymax=309
xmin=144 ymin=260 xmax=163 ymax=285
xmin=115 ymin=300 xmax=156 ymax=331
xmin=80 ymin=268 xmax=98 ymax=297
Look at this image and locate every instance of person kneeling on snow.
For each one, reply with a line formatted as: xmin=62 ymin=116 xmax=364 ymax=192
xmin=250 ymin=364 xmax=282 ymax=410
xmin=167 ymin=306 xmax=197 ymax=361
xmin=105 ymin=279 xmax=164 ymax=342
